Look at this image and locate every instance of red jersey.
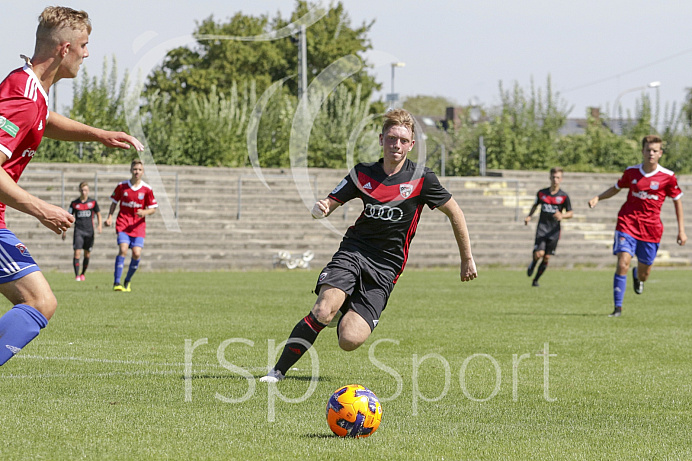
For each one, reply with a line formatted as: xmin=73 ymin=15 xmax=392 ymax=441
xmin=110 ymin=180 xmax=157 ymax=237
xmin=0 ymin=65 xmax=49 ymax=228
xmin=615 ymin=164 xmax=683 ymax=243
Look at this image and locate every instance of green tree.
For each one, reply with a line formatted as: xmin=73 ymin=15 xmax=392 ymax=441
xmin=35 ymin=56 xmax=131 ymax=163
xmin=145 ymin=1 xmax=378 ymax=105
xmin=307 ymin=84 xmax=380 ymax=168
xmin=402 ymin=95 xmax=455 ymax=117
xmin=481 ymin=77 xmax=570 ymax=170
xmin=144 ymin=83 xmax=256 ymax=167
xmin=683 ymin=88 xmax=692 ymax=127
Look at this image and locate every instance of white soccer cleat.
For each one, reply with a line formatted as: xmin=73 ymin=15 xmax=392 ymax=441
xmin=259 ymin=369 xmax=285 ymax=383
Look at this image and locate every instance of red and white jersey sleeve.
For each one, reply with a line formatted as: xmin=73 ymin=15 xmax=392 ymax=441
xmin=111 ymin=180 xmax=158 ymax=237
xmin=615 ymin=164 xmax=683 ymax=243
xmin=0 ymin=66 xmax=49 ymax=228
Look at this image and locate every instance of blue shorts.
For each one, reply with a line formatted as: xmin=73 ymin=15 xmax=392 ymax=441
xmin=117 ymin=232 xmax=145 ymax=248
xmin=0 ymin=229 xmax=41 ymax=283
xmin=612 ymin=231 xmax=659 ymax=266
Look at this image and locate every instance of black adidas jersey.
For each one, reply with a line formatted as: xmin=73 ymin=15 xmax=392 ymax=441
xmin=533 ymin=188 xmax=571 ymax=239
xmin=328 ymin=158 xmax=452 ymax=280
xmin=68 ymin=197 xmax=100 ymax=234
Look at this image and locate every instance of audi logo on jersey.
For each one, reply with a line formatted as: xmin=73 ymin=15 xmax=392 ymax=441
xmin=363 ymin=203 xmax=404 ymax=221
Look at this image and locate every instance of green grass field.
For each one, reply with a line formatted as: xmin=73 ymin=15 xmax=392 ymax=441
xmin=1 ymin=268 xmax=690 ymax=460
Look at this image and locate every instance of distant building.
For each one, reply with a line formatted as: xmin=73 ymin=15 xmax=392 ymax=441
xmin=559 ymin=107 xmax=638 ymax=136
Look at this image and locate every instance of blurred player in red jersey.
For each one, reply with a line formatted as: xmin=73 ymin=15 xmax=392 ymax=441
xmin=0 ymin=7 xmax=144 ymax=365
xmin=589 ymin=135 xmax=686 ymax=317
xmin=105 ymin=160 xmax=157 ymax=292
xmin=524 ymin=167 xmax=573 ymax=287
xmin=63 ymin=181 xmax=102 ymax=281
xmin=261 ymin=109 xmax=477 ymax=383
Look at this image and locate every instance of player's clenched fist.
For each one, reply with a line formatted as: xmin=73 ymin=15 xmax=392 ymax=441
xmin=311 ymin=200 xmax=330 ymax=219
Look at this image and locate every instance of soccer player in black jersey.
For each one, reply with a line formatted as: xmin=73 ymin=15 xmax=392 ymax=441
xmin=261 ymin=109 xmax=477 ymax=382
xmin=524 ymin=167 xmax=573 ymax=287
xmin=63 ymin=182 xmax=101 ymax=281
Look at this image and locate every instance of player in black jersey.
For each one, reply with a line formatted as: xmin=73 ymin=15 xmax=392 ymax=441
xmin=63 ymin=182 xmax=101 ymax=281
xmin=261 ymin=109 xmax=477 ymax=382
xmin=524 ymin=167 xmax=572 ymax=287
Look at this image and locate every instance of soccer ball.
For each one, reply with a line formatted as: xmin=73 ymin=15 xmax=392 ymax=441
xmin=326 ymin=384 xmax=383 ymax=438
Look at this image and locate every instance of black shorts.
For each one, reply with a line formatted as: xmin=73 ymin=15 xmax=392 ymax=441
xmin=533 ymin=233 xmax=559 ymax=255
xmin=315 ymin=249 xmax=396 ymax=331
xmin=73 ymin=230 xmax=95 ymax=251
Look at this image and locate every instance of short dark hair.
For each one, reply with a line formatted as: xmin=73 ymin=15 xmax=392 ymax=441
xmin=550 ymin=167 xmax=563 ymax=176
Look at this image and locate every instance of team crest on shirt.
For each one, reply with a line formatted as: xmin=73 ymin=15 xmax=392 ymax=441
xmin=139 ymin=193 xmax=145 ymax=200
xmin=15 ymin=243 xmax=29 ymax=256
xmin=556 ymin=196 xmax=563 ymax=204
xmin=650 ymin=181 xmax=659 ymax=190
xmin=399 ymin=183 xmax=414 ymax=198
xmin=319 ymin=272 xmax=328 ymax=282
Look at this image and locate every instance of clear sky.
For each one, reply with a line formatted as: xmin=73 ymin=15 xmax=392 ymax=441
xmin=4 ymin=1 xmax=692 ymax=120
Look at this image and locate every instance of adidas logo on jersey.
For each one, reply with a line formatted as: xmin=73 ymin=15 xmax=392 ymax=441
xmin=38 ymin=120 xmax=43 ymax=130
xmin=363 ymin=182 xmax=372 ymax=190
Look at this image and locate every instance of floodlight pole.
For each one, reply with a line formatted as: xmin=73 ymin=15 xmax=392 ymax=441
xmin=612 ymin=81 xmax=661 ymax=118
xmin=387 ymin=62 xmax=405 ymax=108
xmin=297 ymin=24 xmax=308 ymax=100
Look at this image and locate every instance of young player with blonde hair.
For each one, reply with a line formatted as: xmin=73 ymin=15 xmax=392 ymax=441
xmin=0 ymin=7 xmax=144 ymax=365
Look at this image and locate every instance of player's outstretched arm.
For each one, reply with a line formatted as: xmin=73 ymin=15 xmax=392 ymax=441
xmin=45 ymin=111 xmax=144 ymax=151
xmin=674 ymin=199 xmax=686 ymax=246
xmin=311 ymin=197 xmax=340 ymax=219
xmin=438 ymin=198 xmax=477 ymax=282
xmin=588 ymin=186 xmax=619 ymax=208
xmin=0 ymin=165 xmax=74 ymax=234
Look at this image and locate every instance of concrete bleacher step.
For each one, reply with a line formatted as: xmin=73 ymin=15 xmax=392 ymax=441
xmin=6 ymin=164 xmax=691 ymax=272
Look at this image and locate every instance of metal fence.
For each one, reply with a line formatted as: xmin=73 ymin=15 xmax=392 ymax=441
xmin=235 ymin=173 xmax=523 ymax=222
xmin=23 ymin=169 xmax=179 ymax=217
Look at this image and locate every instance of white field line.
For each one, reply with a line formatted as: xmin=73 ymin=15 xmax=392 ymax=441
xmin=1 ymin=354 xmax=270 ymax=379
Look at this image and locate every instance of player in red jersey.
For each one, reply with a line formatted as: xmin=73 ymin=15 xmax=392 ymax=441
xmin=63 ymin=182 xmax=101 ymax=281
xmin=261 ymin=109 xmax=477 ymax=382
xmin=589 ymin=135 xmax=686 ymax=317
xmin=524 ymin=167 xmax=573 ymax=287
xmin=105 ymin=160 xmax=157 ymax=292
xmin=0 ymin=7 xmax=144 ymax=366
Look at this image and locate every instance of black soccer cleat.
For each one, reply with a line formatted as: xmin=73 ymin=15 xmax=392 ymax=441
xmin=609 ymin=307 xmax=622 ymax=317
xmin=632 ymin=268 xmax=643 ymax=295
xmin=531 ymin=280 xmax=539 ymax=287
xmin=527 ymin=260 xmax=536 ymax=277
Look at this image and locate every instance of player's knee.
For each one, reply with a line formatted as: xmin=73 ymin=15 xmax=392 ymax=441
xmin=338 ymin=335 xmax=365 ymax=351
xmin=337 ymin=322 xmax=370 ymax=351
xmin=33 ymin=292 xmax=58 ymax=321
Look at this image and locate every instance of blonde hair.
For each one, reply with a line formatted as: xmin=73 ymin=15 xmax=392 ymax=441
xmin=382 ymin=109 xmax=415 ymax=138
xmin=35 ymin=7 xmax=91 ymax=50
xmin=642 ymin=135 xmax=662 ymax=149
